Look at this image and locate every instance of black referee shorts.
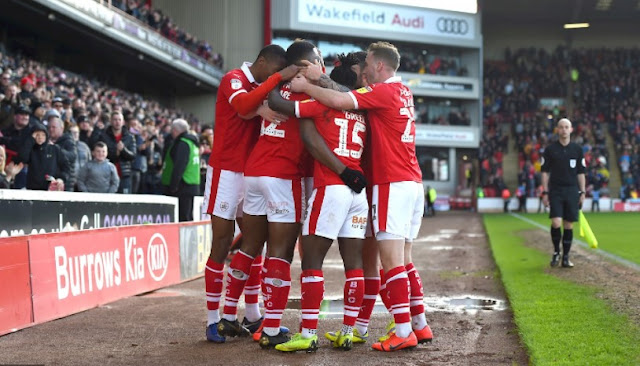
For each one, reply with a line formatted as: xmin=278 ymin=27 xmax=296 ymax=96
xmin=548 ymin=186 xmax=579 ymax=222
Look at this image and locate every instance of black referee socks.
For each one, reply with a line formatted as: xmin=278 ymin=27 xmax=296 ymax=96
xmin=562 ymin=229 xmax=573 ymax=256
xmin=551 ymin=227 xmax=562 ymax=253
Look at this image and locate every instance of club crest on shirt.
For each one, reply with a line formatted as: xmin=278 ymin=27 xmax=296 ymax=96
xmin=356 ymin=86 xmax=373 ymax=94
xmin=230 ymin=79 xmax=242 ymax=90
xmin=570 ymin=159 xmax=576 ymax=168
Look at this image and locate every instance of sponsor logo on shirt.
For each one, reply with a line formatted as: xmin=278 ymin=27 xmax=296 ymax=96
xmin=356 ymin=86 xmax=373 ymax=94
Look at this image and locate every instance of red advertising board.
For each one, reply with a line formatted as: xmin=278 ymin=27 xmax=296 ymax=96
xmin=28 ymin=225 xmax=180 ymax=324
xmin=0 ymin=237 xmax=33 ymax=336
xmin=613 ymin=202 xmax=640 ymax=212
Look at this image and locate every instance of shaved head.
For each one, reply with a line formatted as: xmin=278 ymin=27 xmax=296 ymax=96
xmin=556 ymin=118 xmax=573 ymax=142
xmin=558 ymin=118 xmax=572 ymax=128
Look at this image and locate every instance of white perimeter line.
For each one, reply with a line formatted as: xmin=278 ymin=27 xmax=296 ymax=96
xmin=510 ymin=213 xmax=640 ymax=272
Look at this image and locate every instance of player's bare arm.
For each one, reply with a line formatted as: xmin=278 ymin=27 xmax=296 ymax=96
xmin=299 ymin=60 xmax=350 ymax=92
xmin=291 ymin=75 xmax=355 ymax=110
xmin=267 ymin=87 xmax=295 ymax=116
xmin=299 ymin=118 xmax=347 ymax=175
xmin=268 ymin=88 xmax=349 ymax=175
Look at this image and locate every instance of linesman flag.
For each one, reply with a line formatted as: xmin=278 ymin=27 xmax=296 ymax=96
xmin=579 ymin=211 xmax=598 ymax=249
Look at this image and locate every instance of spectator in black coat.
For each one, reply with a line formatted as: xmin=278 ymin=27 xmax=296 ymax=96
xmin=0 ymin=104 xmax=34 ymax=188
xmin=90 ymin=111 xmax=136 ymax=193
xmin=17 ymin=123 xmax=71 ymax=190
xmin=48 ymin=115 xmax=77 ymax=191
xmin=0 ymin=83 xmax=19 ymax=129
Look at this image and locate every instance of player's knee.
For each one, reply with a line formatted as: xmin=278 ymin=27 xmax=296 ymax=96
xmin=342 ymin=256 xmax=363 ymax=272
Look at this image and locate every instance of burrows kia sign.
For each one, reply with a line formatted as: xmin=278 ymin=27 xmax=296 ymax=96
xmin=28 ymin=225 xmax=180 ymax=323
xmin=296 ymin=0 xmax=477 ymax=40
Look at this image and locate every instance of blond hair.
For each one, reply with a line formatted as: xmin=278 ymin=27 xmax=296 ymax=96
xmin=368 ymin=41 xmax=401 ymax=72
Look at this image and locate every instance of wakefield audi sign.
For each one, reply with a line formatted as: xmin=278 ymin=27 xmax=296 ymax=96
xmin=294 ymin=0 xmax=477 ymax=41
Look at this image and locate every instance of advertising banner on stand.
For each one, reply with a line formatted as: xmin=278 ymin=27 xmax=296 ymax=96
xmin=0 ymin=237 xmax=33 ymax=336
xmin=28 ymin=225 xmax=180 ymax=324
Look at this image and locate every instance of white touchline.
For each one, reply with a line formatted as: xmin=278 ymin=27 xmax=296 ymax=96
xmin=509 ymin=213 xmax=640 ymax=272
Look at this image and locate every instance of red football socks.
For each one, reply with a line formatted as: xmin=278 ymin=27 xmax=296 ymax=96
xmin=300 ymin=269 xmax=324 ymax=334
xmin=262 ymin=257 xmax=292 ymax=335
xmin=343 ymin=269 xmax=364 ymax=327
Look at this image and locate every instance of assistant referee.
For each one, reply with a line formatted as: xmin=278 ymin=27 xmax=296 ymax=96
xmin=541 ymin=118 xmax=586 ymax=268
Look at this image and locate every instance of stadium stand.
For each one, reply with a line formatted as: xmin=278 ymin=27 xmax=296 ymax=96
xmin=0 ymin=48 xmax=211 ymax=194
xmin=482 ymin=47 xmax=630 ymax=198
xmin=105 ymin=0 xmax=223 ymax=69
xmin=570 ymin=48 xmax=640 ymax=200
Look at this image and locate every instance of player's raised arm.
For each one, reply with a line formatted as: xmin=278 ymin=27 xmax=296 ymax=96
xmin=227 ymin=46 xmax=300 ymax=116
xmin=291 ymin=76 xmax=356 ymax=111
xmin=267 ymin=86 xmax=296 ymax=116
xmin=299 ymin=60 xmax=351 ymax=92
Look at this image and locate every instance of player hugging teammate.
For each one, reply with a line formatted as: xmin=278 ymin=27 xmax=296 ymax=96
xmin=202 ymin=40 xmax=432 ymax=353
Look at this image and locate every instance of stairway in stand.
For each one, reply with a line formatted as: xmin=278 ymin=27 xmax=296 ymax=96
xmin=501 ymin=123 xmax=519 ymax=191
xmin=604 ymin=129 xmax=622 ymax=198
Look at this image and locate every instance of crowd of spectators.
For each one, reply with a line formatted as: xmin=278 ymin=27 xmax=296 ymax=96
xmin=414 ymin=98 xmax=471 ymax=126
xmin=0 ymin=48 xmax=213 ymax=196
xmin=570 ymin=48 xmax=640 ymax=200
xmin=321 ymin=44 xmax=468 ymax=76
xmin=482 ymin=46 xmax=619 ymax=199
xmin=106 ymin=0 xmax=224 ymax=69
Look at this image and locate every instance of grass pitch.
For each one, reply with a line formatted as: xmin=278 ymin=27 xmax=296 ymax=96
xmin=484 ymin=214 xmax=640 ymax=365
xmin=518 ymin=212 xmax=640 ymax=265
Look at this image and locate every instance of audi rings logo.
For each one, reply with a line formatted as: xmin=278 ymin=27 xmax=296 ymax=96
xmin=436 ymin=17 xmax=469 ymax=35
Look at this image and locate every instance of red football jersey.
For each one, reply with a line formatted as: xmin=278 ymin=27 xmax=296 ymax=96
xmin=295 ymin=100 xmax=367 ymax=188
xmin=347 ymin=76 xmax=422 ymax=184
xmin=209 ymin=63 xmax=260 ymax=172
xmin=244 ymin=83 xmax=310 ymax=179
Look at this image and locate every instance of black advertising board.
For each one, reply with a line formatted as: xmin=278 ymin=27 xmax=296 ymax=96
xmin=0 ymin=199 xmax=175 ymax=237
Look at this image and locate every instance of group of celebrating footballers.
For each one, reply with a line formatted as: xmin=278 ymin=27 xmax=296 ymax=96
xmin=201 ymin=39 xmax=432 ymax=353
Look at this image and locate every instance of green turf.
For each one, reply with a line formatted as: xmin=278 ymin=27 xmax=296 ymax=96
xmin=484 ymin=214 xmax=640 ymax=366
xmin=515 ymin=212 xmax=640 ymax=265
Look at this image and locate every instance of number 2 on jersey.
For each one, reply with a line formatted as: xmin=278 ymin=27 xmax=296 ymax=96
xmin=400 ymin=107 xmax=415 ymax=143
xmin=333 ymin=118 xmax=365 ymax=159
xmin=260 ymin=120 xmax=285 ymax=138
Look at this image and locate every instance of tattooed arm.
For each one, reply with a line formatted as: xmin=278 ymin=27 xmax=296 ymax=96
xmin=299 ymin=60 xmax=350 ymax=92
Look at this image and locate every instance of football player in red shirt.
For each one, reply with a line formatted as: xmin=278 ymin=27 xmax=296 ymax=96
xmin=216 ymin=41 xmax=323 ymax=348
xmin=266 ymin=52 xmax=369 ymax=352
xmin=202 ymin=44 xmax=299 ymax=343
xmin=291 ymin=41 xmax=431 ymax=351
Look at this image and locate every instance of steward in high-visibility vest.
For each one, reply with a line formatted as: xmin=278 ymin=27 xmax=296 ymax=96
xmin=162 ymin=119 xmax=201 ymax=221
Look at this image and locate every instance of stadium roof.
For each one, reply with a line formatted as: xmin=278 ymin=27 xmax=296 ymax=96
xmin=482 ymin=0 xmax=640 ymax=23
